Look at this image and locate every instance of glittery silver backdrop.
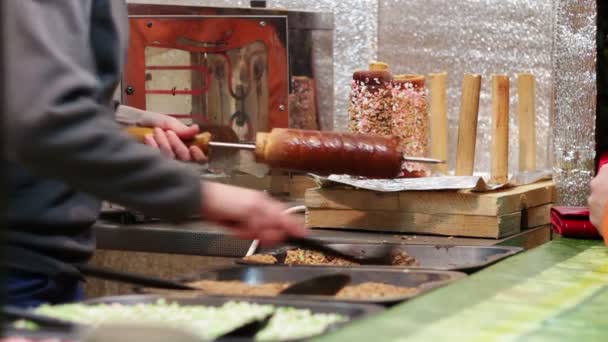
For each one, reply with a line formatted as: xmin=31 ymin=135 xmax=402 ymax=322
xmin=378 ymin=0 xmax=554 ymax=175
xmin=551 ymin=0 xmax=597 ymax=206
xmin=129 ymin=0 xmax=598 ymax=206
xmin=268 ymin=0 xmax=378 ymax=132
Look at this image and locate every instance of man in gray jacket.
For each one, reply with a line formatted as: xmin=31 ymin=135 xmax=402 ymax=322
xmin=2 ymin=1 xmax=306 ymax=307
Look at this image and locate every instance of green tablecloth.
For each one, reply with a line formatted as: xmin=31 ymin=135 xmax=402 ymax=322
xmin=317 ymin=238 xmax=608 ymax=341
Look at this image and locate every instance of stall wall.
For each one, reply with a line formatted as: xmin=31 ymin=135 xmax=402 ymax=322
xmin=378 ymin=0 xmax=554 ymax=175
xmin=127 ymin=0 xmax=552 ymax=174
xmin=128 ymin=0 xmax=596 ymax=205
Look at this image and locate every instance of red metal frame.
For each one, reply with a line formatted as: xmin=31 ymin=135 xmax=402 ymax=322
xmin=144 ymin=65 xmax=211 ymax=96
xmin=123 ymin=17 xmax=289 ymax=129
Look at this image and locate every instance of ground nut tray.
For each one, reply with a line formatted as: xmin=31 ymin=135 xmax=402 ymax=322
xmin=242 ymin=243 xmax=522 ymax=273
xmin=138 ymin=266 xmax=465 ymax=305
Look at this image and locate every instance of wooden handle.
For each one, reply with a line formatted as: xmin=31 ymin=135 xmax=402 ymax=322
xmin=123 ymin=126 xmax=212 ymax=154
xmin=455 ymin=74 xmax=482 ymax=176
xmin=124 ymin=126 xmax=156 ymax=142
xmin=369 ymin=61 xmax=389 ymax=71
xmin=491 ymin=75 xmax=510 ymax=184
xmin=429 ymin=72 xmax=449 ymax=174
xmin=255 ymin=132 xmax=270 ymax=163
xmin=517 ymin=73 xmax=536 ymax=172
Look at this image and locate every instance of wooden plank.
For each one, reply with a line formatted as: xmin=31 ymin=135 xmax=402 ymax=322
xmin=215 ymin=173 xmax=315 ymax=200
xmin=429 ymin=72 xmax=449 ymax=175
xmin=306 ymin=209 xmax=521 ymax=238
xmin=376 ymin=225 xmax=551 ymax=248
xmin=497 ymin=225 xmax=552 ymax=250
xmin=306 ymin=188 xmax=400 ymax=211
xmin=522 ymin=203 xmax=552 ymax=229
xmin=490 ymin=74 xmax=510 ymax=184
xmin=517 ymin=73 xmax=537 ymax=172
xmin=228 ymin=173 xmax=273 ymax=190
xmin=287 ymin=176 xmax=318 ymax=200
xmin=305 ymin=180 xmax=554 ymax=216
xmin=455 ymin=74 xmax=482 ymax=176
xmin=269 ymin=171 xmax=290 ymax=195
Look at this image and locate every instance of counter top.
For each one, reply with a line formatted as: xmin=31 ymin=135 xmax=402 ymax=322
xmin=93 ymin=219 xmax=553 ymax=257
xmin=316 ymin=238 xmax=608 ymax=341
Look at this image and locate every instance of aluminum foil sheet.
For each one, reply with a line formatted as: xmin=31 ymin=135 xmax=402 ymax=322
xmin=377 ymin=0 xmax=554 ymax=176
xmin=313 ymin=170 xmax=552 ymax=193
xmin=551 ymin=0 xmax=597 ymax=206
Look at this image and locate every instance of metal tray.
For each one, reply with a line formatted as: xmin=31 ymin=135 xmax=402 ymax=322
xmin=241 ymin=243 xmax=523 ymax=272
xmin=84 ymin=294 xmax=383 ymax=341
xmin=2 ymin=328 xmax=81 ymax=341
xmin=138 ymin=265 xmax=465 ymax=305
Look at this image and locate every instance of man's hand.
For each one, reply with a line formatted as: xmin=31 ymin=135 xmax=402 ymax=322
xmin=201 ymin=182 xmax=309 ymax=245
xmin=588 ymin=166 xmax=608 ymax=233
xmin=116 ymin=105 xmax=207 ymax=162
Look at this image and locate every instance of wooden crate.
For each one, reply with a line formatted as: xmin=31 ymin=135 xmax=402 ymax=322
xmin=215 ymin=172 xmax=317 ymax=200
xmin=305 ymin=180 xmax=554 ymax=238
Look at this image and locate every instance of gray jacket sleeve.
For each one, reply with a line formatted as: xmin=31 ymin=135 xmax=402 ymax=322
xmin=3 ymin=0 xmax=202 ymax=220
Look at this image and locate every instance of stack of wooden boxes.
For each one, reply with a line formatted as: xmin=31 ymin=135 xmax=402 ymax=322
xmin=305 ymin=180 xmax=554 ymax=239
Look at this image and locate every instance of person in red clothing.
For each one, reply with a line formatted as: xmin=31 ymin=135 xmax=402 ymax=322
xmin=588 ymin=152 xmax=608 ymax=234
xmin=590 ymin=1 xmax=608 ymax=235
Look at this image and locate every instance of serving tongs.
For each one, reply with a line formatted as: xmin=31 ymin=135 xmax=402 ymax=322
xmin=248 ymin=206 xmax=395 ymax=265
xmin=3 ymin=306 xmax=79 ymax=331
xmin=77 ymin=264 xmax=196 ymax=290
xmin=80 ymin=263 xmax=351 ymax=297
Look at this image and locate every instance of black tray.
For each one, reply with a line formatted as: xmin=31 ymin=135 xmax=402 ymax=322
xmin=138 ymin=266 xmax=465 ymax=305
xmin=240 ymin=243 xmax=523 ymax=272
xmin=2 ymin=327 xmax=82 ymax=341
xmin=84 ymin=294 xmax=383 ymax=341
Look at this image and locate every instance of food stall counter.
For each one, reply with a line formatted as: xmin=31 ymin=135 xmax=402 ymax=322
xmin=314 ymin=238 xmax=608 ymax=341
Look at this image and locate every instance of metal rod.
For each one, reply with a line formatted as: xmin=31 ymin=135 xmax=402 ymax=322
xmin=402 ymin=156 xmax=446 ymax=164
xmin=208 ymin=138 xmax=446 ymax=164
xmin=209 ymin=141 xmax=256 ymax=150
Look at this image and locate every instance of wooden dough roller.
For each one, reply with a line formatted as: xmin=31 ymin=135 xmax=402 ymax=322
xmin=126 ymin=126 xmax=444 ymax=178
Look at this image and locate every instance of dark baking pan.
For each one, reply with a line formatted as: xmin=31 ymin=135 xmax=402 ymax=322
xmin=241 ymin=243 xmax=523 ymax=273
xmin=83 ymin=294 xmax=383 ymax=341
xmin=138 ymin=265 xmax=465 ymax=305
xmin=2 ymin=328 xmax=82 ymax=341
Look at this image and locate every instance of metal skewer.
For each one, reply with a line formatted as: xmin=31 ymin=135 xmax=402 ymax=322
xmin=208 ymin=141 xmax=445 ymax=165
xmin=208 ymin=141 xmax=256 ymax=150
xmin=402 ymin=156 xmax=446 ymax=164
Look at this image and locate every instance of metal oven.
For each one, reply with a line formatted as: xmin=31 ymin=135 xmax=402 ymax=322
xmin=123 ymin=3 xmax=334 ymax=142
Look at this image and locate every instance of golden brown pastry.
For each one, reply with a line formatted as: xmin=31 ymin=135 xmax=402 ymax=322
xmin=255 ymin=129 xmax=402 ymax=178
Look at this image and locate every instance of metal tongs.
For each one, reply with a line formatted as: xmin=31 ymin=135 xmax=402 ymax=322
xmin=153 ymin=139 xmax=445 ymax=164
xmin=246 ymin=206 xmax=393 ymax=265
xmin=77 ymin=264 xmax=196 ymax=290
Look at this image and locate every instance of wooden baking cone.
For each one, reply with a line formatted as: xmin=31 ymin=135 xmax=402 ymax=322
xmin=429 ymin=72 xmax=448 ymax=174
xmin=369 ymin=61 xmax=389 ymax=71
xmin=455 ymin=74 xmax=482 ymax=176
xmin=517 ymin=73 xmax=536 ymax=172
xmin=491 ymin=75 xmax=510 ymax=184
